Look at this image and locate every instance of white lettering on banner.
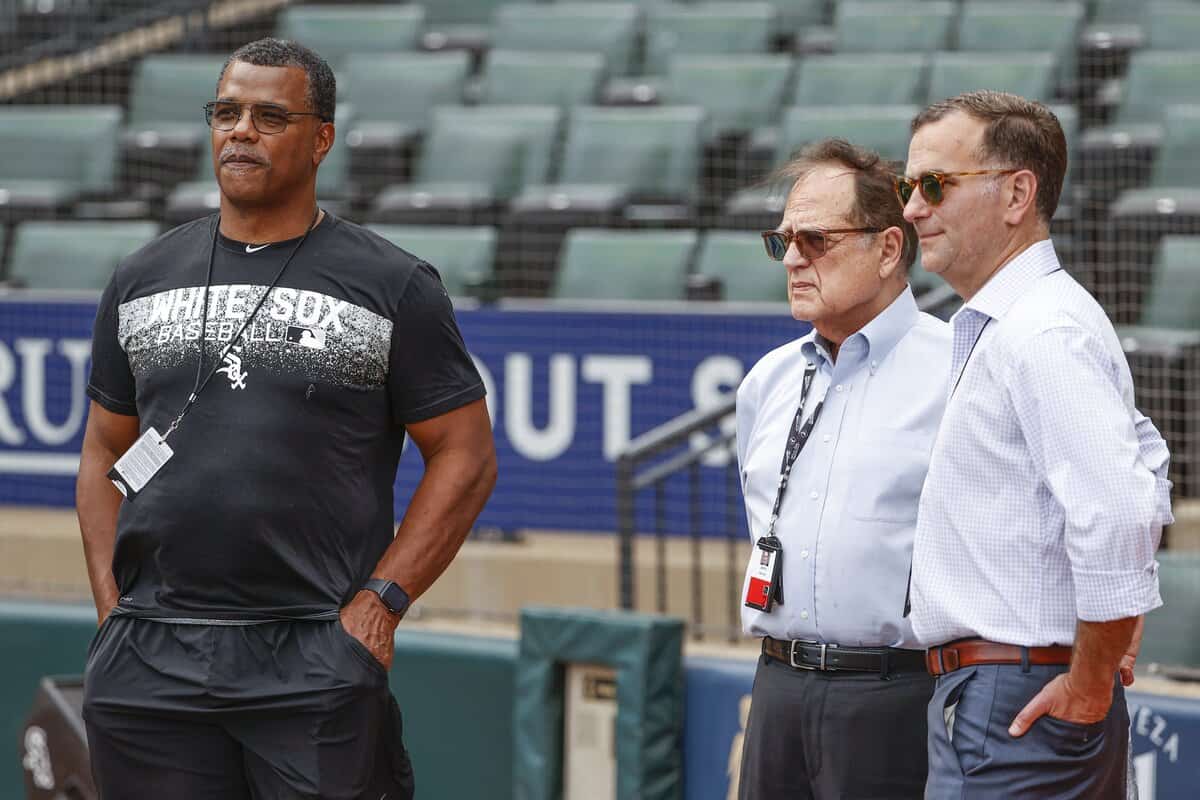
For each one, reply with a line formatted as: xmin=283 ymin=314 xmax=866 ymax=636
xmin=580 ymin=355 xmax=652 ymax=461
xmin=690 ymin=356 xmax=744 ymax=468
xmin=505 ymin=353 xmax=576 ymax=461
xmin=1130 ymin=703 xmax=1180 ymax=763
xmin=0 ymin=341 xmax=26 ymax=445
xmin=17 ymin=338 xmax=91 ymax=446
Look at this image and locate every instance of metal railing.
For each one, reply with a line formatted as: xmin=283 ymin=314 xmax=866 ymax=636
xmin=614 ymin=397 xmax=742 ymax=640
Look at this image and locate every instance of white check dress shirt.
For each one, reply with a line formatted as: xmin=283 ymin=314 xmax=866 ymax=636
xmin=737 ymin=287 xmax=951 ymax=648
xmin=911 ymin=240 xmax=1173 ymax=648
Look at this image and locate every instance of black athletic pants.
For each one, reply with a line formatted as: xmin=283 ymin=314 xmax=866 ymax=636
xmin=82 ymin=615 xmax=414 ymax=800
xmin=737 ymin=653 xmax=935 ymax=800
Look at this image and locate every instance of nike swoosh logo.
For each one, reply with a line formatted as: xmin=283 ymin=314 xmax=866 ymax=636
xmin=245 ymin=243 xmax=269 ymax=253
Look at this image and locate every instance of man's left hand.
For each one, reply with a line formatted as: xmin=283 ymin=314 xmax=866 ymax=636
xmin=1118 ymin=615 xmax=1144 ymax=687
xmin=1008 ymin=673 xmax=1112 ymax=737
xmin=339 ymin=590 xmax=401 ymax=671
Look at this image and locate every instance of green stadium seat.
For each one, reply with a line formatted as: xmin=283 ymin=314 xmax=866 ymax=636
xmin=1139 ymin=552 xmax=1200 ymax=669
xmin=694 ymin=231 xmax=786 ymax=302
xmin=342 ymin=51 xmax=471 ymax=149
xmin=927 ymin=52 xmax=1058 ymax=104
xmin=422 ymin=0 xmax=510 ymax=27
xmin=1078 ymin=51 xmax=1200 ymax=205
xmin=1115 ymin=51 xmax=1200 ymax=126
xmin=491 ymin=3 xmax=640 ymax=75
xmin=1138 ymin=236 xmax=1200 ymax=330
xmin=553 ymin=229 xmax=696 ymax=300
xmin=659 ymin=54 xmax=794 ymax=137
xmin=774 ymin=0 xmax=829 ymax=31
xmin=778 ymin=104 xmax=916 ymax=163
xmin=477 ymin=50 xmax=606 ymax=107
xmin=834 ymin=1 xmax=956 ymax=53
xmin=366 ymin=225 xmax=498 ymax=297
xmin=275 ymin=5 xmax=424 ymax=68
xmin=644 ymin=3 xmax=776 ymax=76
xmin=557 ymin=106 xmax=706 ymax=201
xmin=369 ymin=105 xmax=561 ymax=224
xmin=1151 ymin=105 xmax=1200 ymax=188
xmin=1090 ymin=0 xmax=1148 ymax=26
xmin=956 ymin=2 xmax=1083 ymax=94
xmin=0 ymin=106 xmax=122 ymax=215
xmin=120 ymin=55 xmax=226 ymax=210
xmin=7 ymin=221 xmax=158 ymax=290
xmin=1147 ymin=2 xmax=1200 ymax=50
xmin=791 ymin=54 xmax=928 ymax=107
xmin=1104 ymin=188 xmax=1200 ymax=324
xmin=123 ymin=54 xmax=227 ymax=154
xmin=722 ymin=104 xmax=916 ymax=232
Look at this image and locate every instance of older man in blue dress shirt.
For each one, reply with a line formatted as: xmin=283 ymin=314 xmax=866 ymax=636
xmin=735 ymin=138 xmax=951 ymax=800
xmin=901 ymin=91 xmax=1173 ymax=799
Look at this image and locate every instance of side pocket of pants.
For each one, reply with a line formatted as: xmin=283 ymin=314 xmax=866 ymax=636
xmin=930 ymin=666 xmax=980 ymax=779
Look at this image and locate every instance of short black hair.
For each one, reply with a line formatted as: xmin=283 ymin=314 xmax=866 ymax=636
xmin=217 ymin=38 xmax=336 ymax=123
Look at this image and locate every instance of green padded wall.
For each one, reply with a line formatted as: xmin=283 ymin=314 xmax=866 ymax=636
xmin=514 ymin=607 xmax=685 ymax=800
xmin=0 ymin=601 xmax=516 ymax=798
xmin=0 ymin=602 xmax=98 ymax=795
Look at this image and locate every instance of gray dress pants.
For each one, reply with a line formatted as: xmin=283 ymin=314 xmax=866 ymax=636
xmin=926 ymin=663 xmax=1127 ymax=799
xmin=738 ymin=654 xmax=934 ymax=800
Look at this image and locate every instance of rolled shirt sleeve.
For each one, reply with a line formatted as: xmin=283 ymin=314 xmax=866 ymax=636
xmin=1005 ymin=325 xmax=1164 ymax=622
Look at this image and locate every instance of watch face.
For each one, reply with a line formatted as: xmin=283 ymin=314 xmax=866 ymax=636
xmin=381 ymin=582 xmax=409 ymax=614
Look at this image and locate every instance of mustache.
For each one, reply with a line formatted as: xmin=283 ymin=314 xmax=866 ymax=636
xmin=219 ymin=147 xmax=267 ymax=165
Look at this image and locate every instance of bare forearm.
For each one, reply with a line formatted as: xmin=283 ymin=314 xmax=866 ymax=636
xmin=76 ymin=449 xmax=123 ymax=621
xmin=372 ymin=447 xmax=497 ymax=600
xmin=1070 ymin=616 xmax=1138 ymax=694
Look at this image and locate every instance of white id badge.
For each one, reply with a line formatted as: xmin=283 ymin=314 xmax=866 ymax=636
xmin=744 ymin=537 xmax=782 ymax=612
xmin=107 ymin=426 xmax=174 ymax=500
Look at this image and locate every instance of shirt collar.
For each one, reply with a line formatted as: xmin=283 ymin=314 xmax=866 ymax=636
xmin=799 ymin=284 xmax=919 ymax=369
xmin=961 ymin=239 xmax=1061 ymax=322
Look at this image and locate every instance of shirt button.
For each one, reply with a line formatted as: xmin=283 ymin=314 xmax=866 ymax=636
xmin=801 ymin=549 xmax=809 ymax=559
xmin=822 ymin=434 xmax=831 ymax=443
xmin=800 ymin=610 xmax=810 ymax=620
xmin=809 ymin=490 xmax=819 ymax=500
xmin=835 ymin=384 xmax=844 ymax=392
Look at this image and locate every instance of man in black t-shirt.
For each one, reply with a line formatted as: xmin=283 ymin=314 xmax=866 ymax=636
xmin=76 ymin=39 xmax=495 ymax=799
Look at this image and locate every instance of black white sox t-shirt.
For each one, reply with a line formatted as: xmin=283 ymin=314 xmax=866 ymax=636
xmin=87 ymin=213 xmax=485 ymax=621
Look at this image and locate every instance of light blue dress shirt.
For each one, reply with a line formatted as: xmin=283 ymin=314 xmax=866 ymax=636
xmin=911 ymin=240 xmax=1173 ymax=648
xmin=737 ymin=286 xmax=951 ymax=648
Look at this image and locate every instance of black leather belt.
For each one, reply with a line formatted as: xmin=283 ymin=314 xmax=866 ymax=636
xmin=763 ymin=637 xmax=927 ymax=676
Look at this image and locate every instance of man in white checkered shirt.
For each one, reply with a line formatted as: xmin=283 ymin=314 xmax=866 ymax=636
xmin=898 ymin=91 xmax=1173 ymax=799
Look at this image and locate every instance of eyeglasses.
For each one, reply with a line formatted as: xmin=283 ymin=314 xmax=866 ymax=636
xmin=761 ymin=227 xmax=882 ymax=262
xmin=893 ymin=169 xmax=1019 ymax=207
xmin=204 ymin=101 xmax=325 ymax=135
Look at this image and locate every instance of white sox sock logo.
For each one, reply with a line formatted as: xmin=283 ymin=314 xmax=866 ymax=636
xmin=217 ymin=346 xmax=248 ymax=389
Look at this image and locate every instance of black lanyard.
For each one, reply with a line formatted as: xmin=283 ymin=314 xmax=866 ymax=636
xmin=764 ymin=362 xmax=825 ymax=540
xmin=162 ymin=207 xmax=321 ymax=440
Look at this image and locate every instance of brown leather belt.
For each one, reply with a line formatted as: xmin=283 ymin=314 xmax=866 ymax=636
xmin=763 ymin=637 xmax=927 ymax=676
xmin=925 ymin=638 xmax=1073 ymax=676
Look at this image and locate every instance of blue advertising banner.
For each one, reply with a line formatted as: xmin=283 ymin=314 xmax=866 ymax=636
xmin=0 ymin=295 xmax=805 ymax=533
xmin=681 ymin=655 xmax=1200 ymax=800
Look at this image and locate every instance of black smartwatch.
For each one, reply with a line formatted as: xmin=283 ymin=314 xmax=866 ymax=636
xmin=363 ymin=578 xmax=411 ymax=619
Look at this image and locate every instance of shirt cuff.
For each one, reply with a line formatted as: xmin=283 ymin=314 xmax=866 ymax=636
xmin=1073 ymin=563 xmax=1163 ymax=622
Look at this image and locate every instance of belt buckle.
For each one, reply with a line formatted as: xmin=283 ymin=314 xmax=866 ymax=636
xmin=789 ymin=640 xmax=833 ymax=671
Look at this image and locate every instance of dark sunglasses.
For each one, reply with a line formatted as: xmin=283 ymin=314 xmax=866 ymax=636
xmin=761 ymin=227 xmax=882 ymax=262
xmin=204 ymin=101 xmax=325 ymax=135
xmin=893 ymin=169 xmax=1019 ymax=207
